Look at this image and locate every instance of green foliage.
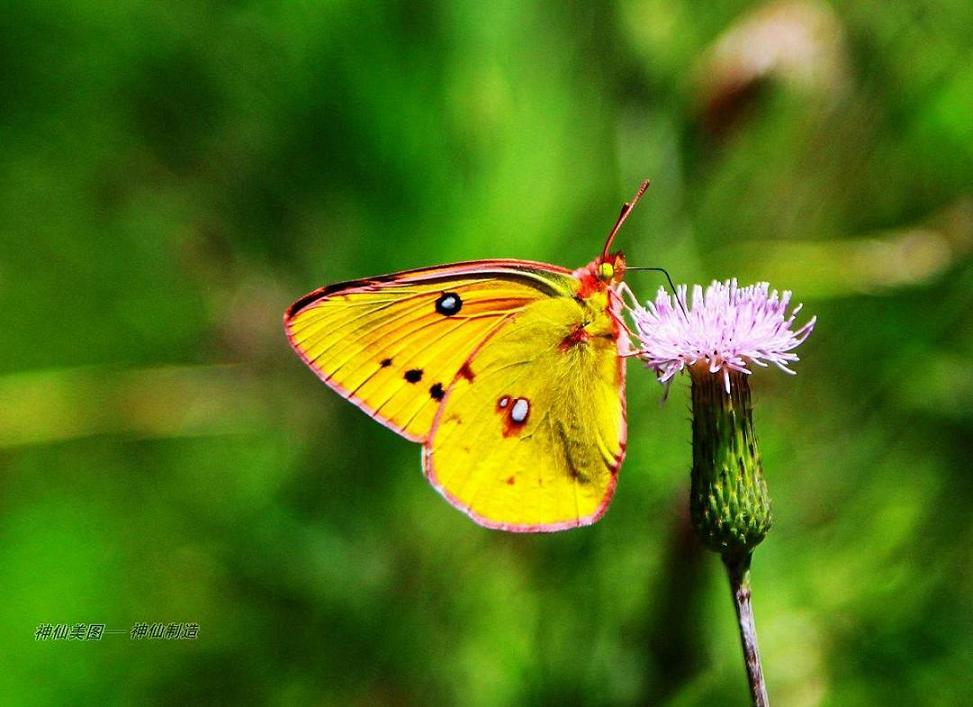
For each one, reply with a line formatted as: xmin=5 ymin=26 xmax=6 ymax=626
xmin=2 ymin=0 xmax=971 ymax=704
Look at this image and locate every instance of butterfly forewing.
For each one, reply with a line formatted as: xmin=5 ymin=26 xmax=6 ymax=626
xmin=285 ymin=262 xmax=578 ymax=442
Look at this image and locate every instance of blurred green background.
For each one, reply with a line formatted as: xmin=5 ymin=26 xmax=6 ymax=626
xmin=2 ymin=0 xmax=971 ymax=704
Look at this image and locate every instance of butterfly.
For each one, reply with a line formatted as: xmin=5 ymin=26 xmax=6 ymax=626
xmin=284 ymin=181 xmax=650 ymax=532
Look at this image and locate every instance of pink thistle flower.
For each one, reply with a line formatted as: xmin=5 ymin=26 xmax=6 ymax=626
xmin=629 ymin=279 xmax=816 ymax=393
xmin=624 ymin=277 xmax=816 ymax=702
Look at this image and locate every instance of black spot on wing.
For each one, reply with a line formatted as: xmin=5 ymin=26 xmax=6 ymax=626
xmin=380 ymin=358 xmax=393 ymax=367
xmin=405 ymin=369 xmax=423 ymax=383
xmin=429 ymin=383 xmax=445 ymax=400
xmin=435 ymin=292 xmax=462 ymax=316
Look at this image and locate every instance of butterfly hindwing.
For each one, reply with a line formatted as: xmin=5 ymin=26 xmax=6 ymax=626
xmin=285 ymin=261 xmax=578 ymax=442
xmin=424 ymin=292 xmax=627 ymax=531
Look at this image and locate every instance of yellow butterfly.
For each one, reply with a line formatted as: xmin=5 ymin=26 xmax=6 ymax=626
xmin=284 ymin=182 xmax=650 ymax=532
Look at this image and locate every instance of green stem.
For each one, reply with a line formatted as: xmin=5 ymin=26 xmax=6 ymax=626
xmin=724 ymin=553 xmax=769 ymax=707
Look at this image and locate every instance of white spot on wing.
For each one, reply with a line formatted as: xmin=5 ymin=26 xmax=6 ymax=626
xmin=510 ymin=398 xmax=529 ymax=423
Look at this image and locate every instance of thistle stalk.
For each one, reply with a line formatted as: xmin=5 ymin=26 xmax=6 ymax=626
xmin=725 ymin=552 xmax=768 ymax=707
xmin=690 ymin=365 xmax=771 ymax=706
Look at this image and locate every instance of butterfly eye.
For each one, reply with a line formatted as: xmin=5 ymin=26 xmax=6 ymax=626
xmin=598 ymin=262 xmax=614 ymax=281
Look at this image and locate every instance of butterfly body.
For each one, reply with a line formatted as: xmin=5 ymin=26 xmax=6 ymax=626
xmin=285 ymin=183 xmax=648 ymax=532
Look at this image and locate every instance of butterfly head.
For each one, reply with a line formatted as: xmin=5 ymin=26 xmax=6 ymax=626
xmin=582 ymin=179 xmax=648 ymax=294
xmin=597 ymin=252 xmax=626 ymax=285
xmin=575 ymin=251 xmax=626 ymax=296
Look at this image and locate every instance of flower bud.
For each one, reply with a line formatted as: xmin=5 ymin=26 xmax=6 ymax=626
xmin=688 ymin=366 xmax=771 ymax=561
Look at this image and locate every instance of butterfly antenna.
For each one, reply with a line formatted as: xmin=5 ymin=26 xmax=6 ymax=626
xmin=602 ymin=179 xmax=651 ymax=259
xmin=627 ymin=266 xmax=689 ymax=318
